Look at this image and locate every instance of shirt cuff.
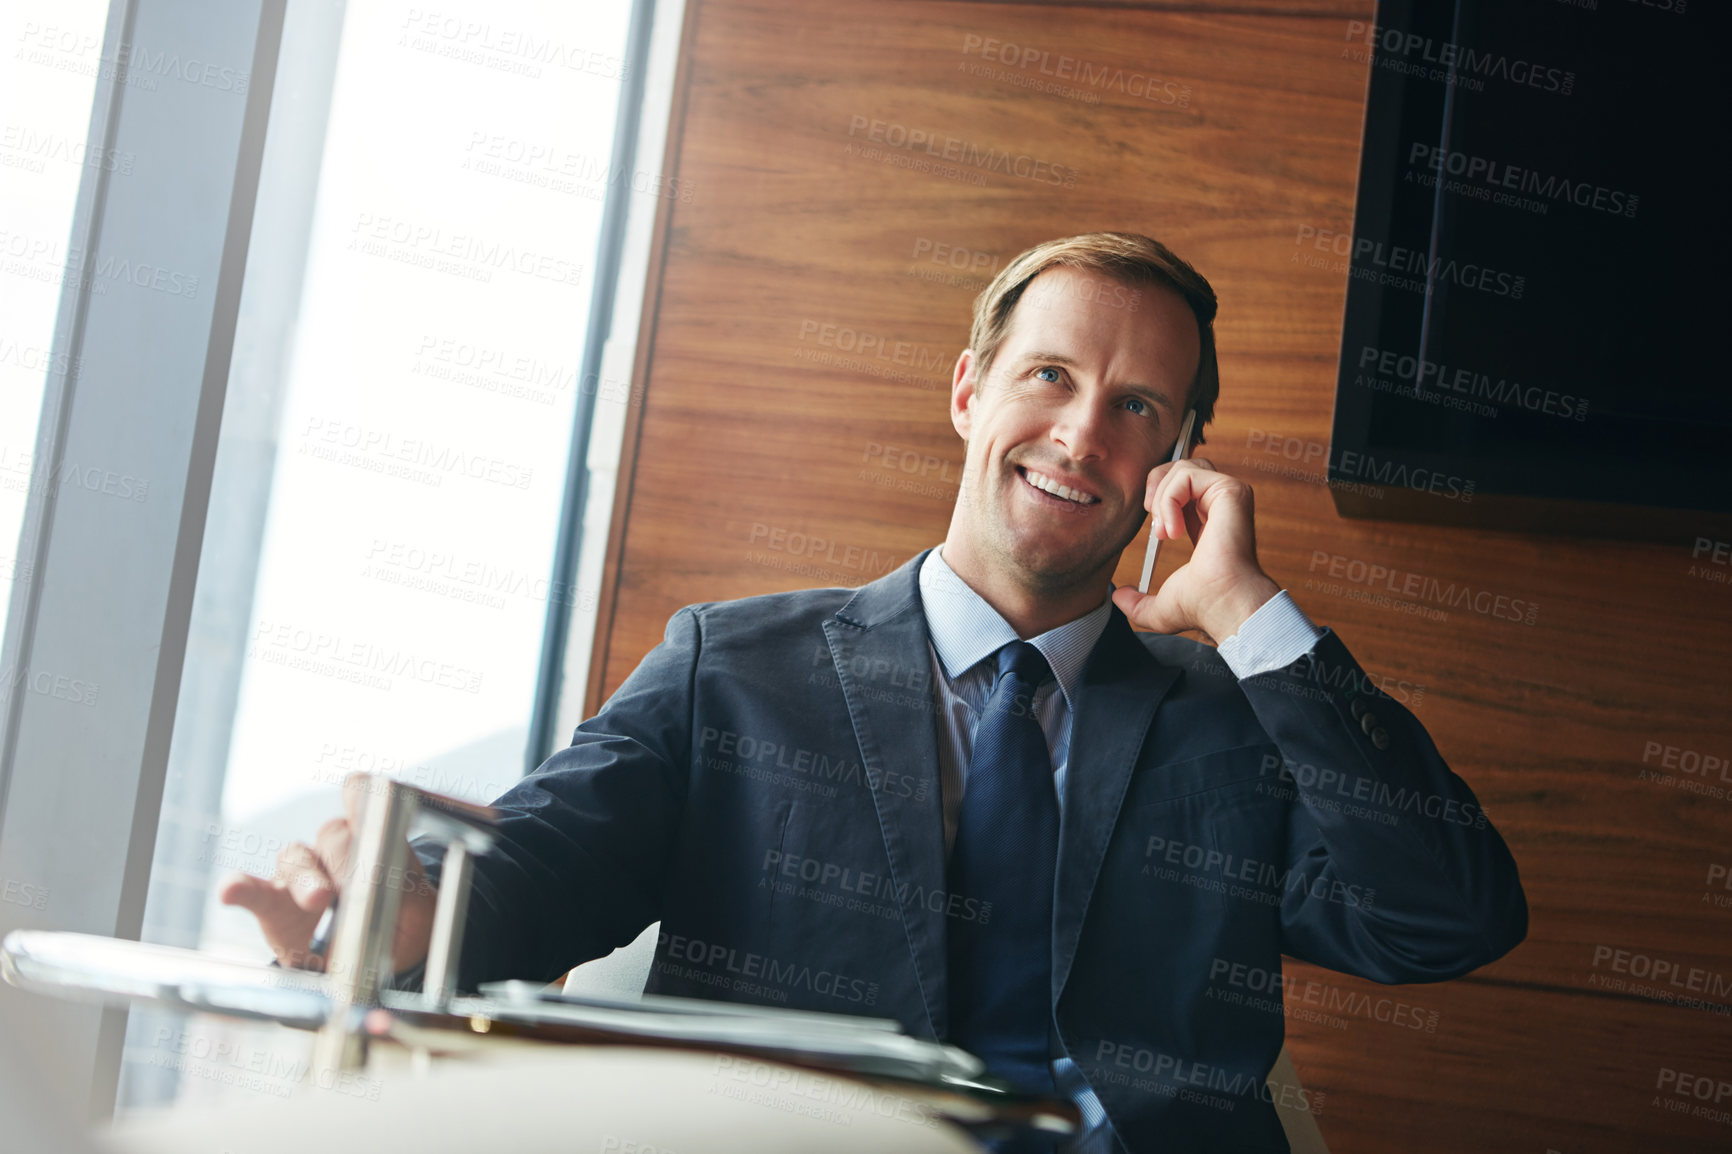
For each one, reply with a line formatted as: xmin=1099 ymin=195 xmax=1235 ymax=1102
xmin=1216 ymin=590 xmax=1323 ymax=680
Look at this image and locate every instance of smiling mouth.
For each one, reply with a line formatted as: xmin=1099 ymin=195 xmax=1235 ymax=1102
xmin=1016 ymin=465 xmax=1101 ymax=506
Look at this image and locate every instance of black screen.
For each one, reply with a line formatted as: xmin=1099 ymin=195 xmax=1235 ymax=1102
xmin=1332 ymin=0 xmax=1729 ymax=531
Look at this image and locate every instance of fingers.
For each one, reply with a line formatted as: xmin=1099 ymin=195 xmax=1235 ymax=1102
xmin=218 ymin=870 xmax=303 ymax=924
xmin=276 ymin=839 xmax=339 ymax=914
xmin=219 ymin=867 xmax=326 ymax=969
xmin=1111 ymin=586 xmax=1157 ymax=628
xmin=1112 ymin=584 xmax=1181 ymax=636
xmin=224 ymin=779 xmax=438 ymax=974
xmin=1146 ymin=458 xmax=1224 ymax=543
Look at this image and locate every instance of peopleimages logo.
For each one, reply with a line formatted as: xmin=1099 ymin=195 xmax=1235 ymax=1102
xmin=1407 ymin=143 xmax=1638 ymax=219
xmin=1590 ymin=945 xmax=1732 ymax=1010
xmin=1290 ymin=226 xmax=1524 ymax=299
xmin=0 ymin=444 xmax=150 ymax=503
xmin=1307 ymin=551 xmax=1538 ymax=625
xmin=1357 ymin=345 xmax=1589 ymax=422
xmin=14 ymin=23 xmax=252 ymax=94
xmin=655 ymin=931 xmax=880 ymax=1006
xmin=845 ymin=115 xmax=1078 ymax=187
xmin=0 ymin=124 xmax=134 ymax=175
xmin=1343 ymin=21 xmax=1575 ymax=95
xmin=959 ymin=34 xmax=1191 ymax=107
xmin=1328 ymin=445 xmax=1476 ymax=503
xmin=1352 ymin=236 xmax=1524 ymax=299
xmin=0 ymin=337 xmax=81 ymax=380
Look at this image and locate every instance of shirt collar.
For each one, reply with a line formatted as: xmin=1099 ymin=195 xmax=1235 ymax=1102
xmin=918 ymin=546 xmax=1113 ymax=712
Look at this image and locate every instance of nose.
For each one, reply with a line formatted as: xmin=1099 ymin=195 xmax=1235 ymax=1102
xmin=1049 ymin=392 xmax=1111 ymax=462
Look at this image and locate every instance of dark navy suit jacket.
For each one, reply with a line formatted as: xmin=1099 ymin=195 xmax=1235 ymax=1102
xmin=423 ymin=548 xmax=1526 ymax=1151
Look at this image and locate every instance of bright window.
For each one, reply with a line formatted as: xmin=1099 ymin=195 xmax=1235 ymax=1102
xmin=117 ymin=0 xmax=639 ymax=1110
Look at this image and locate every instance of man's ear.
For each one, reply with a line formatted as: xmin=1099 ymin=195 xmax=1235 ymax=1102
xmin=951 ymin=349 xmax=978 ymax=441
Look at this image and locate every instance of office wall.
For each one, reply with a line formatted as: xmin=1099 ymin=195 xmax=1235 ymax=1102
xmin=586 ymin=2 xmax=1732 ymax=1150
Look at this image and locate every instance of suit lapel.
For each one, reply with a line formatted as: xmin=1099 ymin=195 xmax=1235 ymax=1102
xmin=822 ymin=548 xmax=950 ymax=1038
xmin=1053 ymin=610 xmax=1181 ymax=1001
xmin=821 ymin=555 xmax=1186 ymax=1030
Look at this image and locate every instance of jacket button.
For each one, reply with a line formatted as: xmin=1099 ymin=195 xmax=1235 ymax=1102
xmin=1371 ymin=728 xmax=1390 ymax=750
xmin=1360 ymin=712 xmax=1379 ymax=734
xmin=1350 ymin=698 xmax=1367 ymax=721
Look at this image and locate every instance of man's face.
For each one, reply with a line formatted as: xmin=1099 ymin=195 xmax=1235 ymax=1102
xmin=949 ymin=266 xmax=1201 ymax=593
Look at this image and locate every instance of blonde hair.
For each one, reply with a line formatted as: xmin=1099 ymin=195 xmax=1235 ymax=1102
xmin=968 ymin=232 xmax=1219 ymax=447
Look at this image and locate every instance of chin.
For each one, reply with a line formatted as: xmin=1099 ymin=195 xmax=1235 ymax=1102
xmin=1009 ymin=522 xmax=1136 ymax=584
xmin=1005 ymin=534 xmax=1106 ymax=585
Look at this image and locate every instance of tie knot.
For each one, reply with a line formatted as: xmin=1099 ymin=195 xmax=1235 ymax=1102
xmin=994 ymin=640 xmax=1051 ymax=690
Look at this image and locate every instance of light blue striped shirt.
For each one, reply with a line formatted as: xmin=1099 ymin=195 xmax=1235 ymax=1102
xmin=917 ymin=546 xmax=1321 ymax=1151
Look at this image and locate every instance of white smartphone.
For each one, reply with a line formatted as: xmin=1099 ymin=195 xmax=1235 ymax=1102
xmin=1136 ymin=407 xmax=1198 ymax=594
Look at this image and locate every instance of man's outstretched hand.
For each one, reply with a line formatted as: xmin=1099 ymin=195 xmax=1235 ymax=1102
xmin=218 ymin=774 xmax=438 ymax=974
xmin=1112 ymin=457 xmax=1280 ymax=643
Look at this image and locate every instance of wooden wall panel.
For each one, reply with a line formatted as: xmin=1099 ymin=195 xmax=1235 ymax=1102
xmin=588 ymin=2 xmax=1732 ymax=1150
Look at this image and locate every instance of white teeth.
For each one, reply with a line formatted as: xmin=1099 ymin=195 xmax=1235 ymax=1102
xmin=1022 ymin=468 xmax=1098 ymax=505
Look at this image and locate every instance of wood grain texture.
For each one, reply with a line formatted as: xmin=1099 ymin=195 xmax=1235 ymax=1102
xmin=587 ymin=1 xmax=1732 ymax=1149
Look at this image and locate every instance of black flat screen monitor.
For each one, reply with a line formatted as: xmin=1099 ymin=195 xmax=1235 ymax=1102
xmin=1330 ymin=0 xmax=1730 ymax=539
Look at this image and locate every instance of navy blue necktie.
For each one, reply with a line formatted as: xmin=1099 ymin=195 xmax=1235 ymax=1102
xmin=948 ymin=640 xmax=1060 ymax=1096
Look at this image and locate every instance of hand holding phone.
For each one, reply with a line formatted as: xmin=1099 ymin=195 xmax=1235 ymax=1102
xmin=1137 ymin=407 xmax=1197 ymax=594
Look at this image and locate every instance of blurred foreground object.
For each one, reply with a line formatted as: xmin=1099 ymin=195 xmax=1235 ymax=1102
xmin=3 ymin=776 xmax=1074 ymax=1153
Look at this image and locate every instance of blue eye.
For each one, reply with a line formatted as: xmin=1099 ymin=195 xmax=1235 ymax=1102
xmin=1124 ymin=397 xmax=1148 ymax=416
xmin=1035 ymin=366 xmax=1061 ymax=383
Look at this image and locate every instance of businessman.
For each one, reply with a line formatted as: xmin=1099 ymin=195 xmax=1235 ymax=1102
xmin=224 ymin=232 xmax=1527 ymax=1152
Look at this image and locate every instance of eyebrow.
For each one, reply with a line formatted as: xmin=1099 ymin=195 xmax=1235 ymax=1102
xmin=1016 ymin=350 xmax=1179 ymax=417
